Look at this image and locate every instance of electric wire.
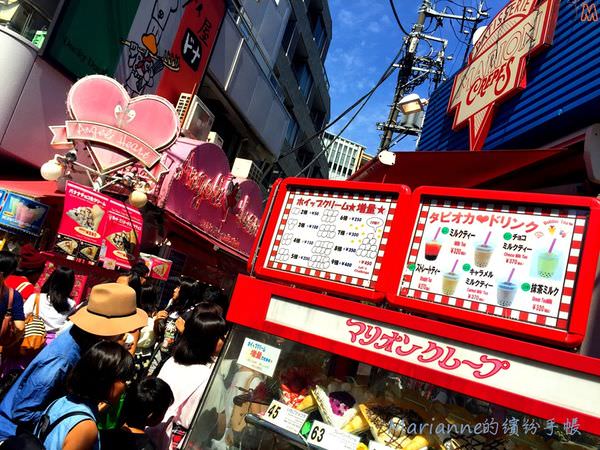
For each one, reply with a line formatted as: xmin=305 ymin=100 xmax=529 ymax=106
xmin=388 ymin=0 xmax=411 ymax=36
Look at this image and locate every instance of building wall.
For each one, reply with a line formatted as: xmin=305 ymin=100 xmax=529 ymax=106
xmin=418 ymin=1 xmax=600 ymax=151
xmin=273 ymin=0 xmax=332 ymax=180
xmin=323 ymin=132 xmax=366 ymax=180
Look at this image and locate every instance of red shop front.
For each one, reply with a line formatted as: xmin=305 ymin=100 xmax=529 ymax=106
xmin=182 ymin=178 xmax=600 ymax=450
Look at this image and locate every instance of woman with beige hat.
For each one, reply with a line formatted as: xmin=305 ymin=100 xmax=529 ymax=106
xmin=0 ymin=282 xmax=148 ymax=441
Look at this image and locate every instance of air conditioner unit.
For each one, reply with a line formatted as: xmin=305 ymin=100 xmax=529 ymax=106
xmin=232 ymin=158 xmax=263 ymax=184
xmin=175 ymin=93 xmax=214 ymax=141
xmin=207 ymin=131 xmax=224 ymax=148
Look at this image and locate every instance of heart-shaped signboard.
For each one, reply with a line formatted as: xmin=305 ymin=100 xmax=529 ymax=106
xmin=52 ymin=75 xmax=180 ymax=174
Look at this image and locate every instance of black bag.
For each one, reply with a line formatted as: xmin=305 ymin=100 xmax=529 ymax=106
xmin=2 ymin=409 xmax=94 ymax=449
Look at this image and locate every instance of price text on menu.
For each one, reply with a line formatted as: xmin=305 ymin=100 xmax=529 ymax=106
xmin=266 ymin=188 xmax=397 ymax=288
xmin=399 ymin=198 xmax=588 ymax=330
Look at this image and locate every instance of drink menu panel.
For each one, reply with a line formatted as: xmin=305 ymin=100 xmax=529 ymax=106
xmin=265 ymin=188 xmax=398 ymax=288
xmin=398 ymin=197 xmax=588 ymax=330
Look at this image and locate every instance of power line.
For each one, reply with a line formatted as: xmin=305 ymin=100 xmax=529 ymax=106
xmin=388 ymin=0 xmax=411 ymax=36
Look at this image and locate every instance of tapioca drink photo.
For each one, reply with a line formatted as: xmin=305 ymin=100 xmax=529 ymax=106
xmin=497 ymin=281 xmax=517 ymax=307
xmin=442 ymin=272 xmax=459 ymax=296
xmin=538 ymin=251 xmax=559 ymax=278
xmin=474 ymin=243 xmax=493 ymax=268
xmin=424 ymin=241 xmax=442 ymax=261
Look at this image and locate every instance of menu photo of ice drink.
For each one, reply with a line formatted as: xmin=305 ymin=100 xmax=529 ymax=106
xmin=397 ymin=197 xmax=589 ymax=331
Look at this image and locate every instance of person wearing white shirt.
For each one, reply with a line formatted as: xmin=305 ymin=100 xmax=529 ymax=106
xmin=147 ymin=310 xmax=226 ymax=450
xmin=24 ymin=266 xmax=75 ymax=337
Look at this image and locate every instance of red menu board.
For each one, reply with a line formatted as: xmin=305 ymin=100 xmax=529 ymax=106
xmin=100 ymin=199 xmax=143 ymax=270
xmin=55 ymin=182 xmax=110 ymax=263
xmin=36 ymin=261 xmax=88 ymax=304
xmin=387 ymin=187 xmax=600 ymax=346
xmin=251 ymin=178 xmax=411 ymax=301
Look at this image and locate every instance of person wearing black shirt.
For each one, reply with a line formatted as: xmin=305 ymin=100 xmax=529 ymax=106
xmin=100 ymin=377 xmax=173 ymax=450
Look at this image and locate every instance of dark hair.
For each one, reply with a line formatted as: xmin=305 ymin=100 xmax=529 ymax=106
xmin=193 ymin=301 xmax=223 ymax=317
xmin=202 ymin=285 xmax=228 ymax=315
xmin=130 ymin=262 xmax=149 ymax=278
xmin=122 ymin=377 xmax=174 ymax=428
xmin=139 ymin=285 xmax=157 ymax=314
xmin=169 ymin=276 xmax=199 ymax=313
xmin=67 ymin=340 xmax=134 ymax=403
xmin=173 ymin=311 xmax=226 ymax=366
xmin=0 ymin=251 xmax=18 ymax=280
xmin=127 ymin=272 xmax=142 ymax=303
xmin=41 ymin=266 xmax=75 ymax=314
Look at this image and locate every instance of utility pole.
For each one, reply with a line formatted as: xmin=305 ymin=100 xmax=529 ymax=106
xmin=377 ymin=0 xmax=488 ymax=153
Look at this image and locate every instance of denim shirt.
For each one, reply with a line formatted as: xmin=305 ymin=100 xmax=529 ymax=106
xmin=0 ymin=327 xmax=82 ymax=439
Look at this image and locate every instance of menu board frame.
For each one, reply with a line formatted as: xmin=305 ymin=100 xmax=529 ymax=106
xmin=385 ymin=186 xmax=600 ymax=346
xmin=250 ymin=178 xmax=411 ymax=302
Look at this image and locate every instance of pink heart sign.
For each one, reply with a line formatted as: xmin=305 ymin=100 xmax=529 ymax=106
xmin=50 ymin=75 xmax=179 ymax=173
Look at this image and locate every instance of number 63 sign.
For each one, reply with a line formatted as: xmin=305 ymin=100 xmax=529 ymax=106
xmin=307 ymin=420 xmax=360 ymax=450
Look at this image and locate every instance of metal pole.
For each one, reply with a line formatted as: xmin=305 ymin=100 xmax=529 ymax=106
xmin=378 ymin=0 xmax=429 ymax=153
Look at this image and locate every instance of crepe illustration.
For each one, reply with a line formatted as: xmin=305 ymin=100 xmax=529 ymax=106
xmin=153 ymin=262 xmax=168 ymax=278
xmin=67 ymin=204 xmax=104 ymax=231
xmin=107 ymin=230 xmax=136 ymax=252
xmin=360 ymin=404 xmax=429 ymax=450
xmin=56 ymin=238 xmax=78 ymax=255
xmin=79 ymin=245 xmax=99 ymax=261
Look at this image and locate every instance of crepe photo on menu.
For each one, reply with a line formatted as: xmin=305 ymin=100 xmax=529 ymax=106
xmin=78 ymin=244 xmax=100 ymax=262
xmin=66 ymin=204 xmax=105 ymax=232
xmin=107 ymin=230 xmax=136 ymax=253
xmin=54 ymin=235 xmax=78 ymax=256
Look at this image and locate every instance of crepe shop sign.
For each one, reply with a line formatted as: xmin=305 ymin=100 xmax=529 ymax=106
xmin=50 ymin=75 xmax=179 ymax=175
xmin=346 ymin=318 xmax=510 ymax=379
xmin=174 ymin=164 xmax=260 ymax=235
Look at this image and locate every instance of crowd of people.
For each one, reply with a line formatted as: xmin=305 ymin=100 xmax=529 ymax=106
xmin=0 ymin=248 xmax=229 ymax=450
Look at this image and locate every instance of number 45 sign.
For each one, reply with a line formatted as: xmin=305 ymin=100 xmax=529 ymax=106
xmin=263 ymin=400 xmax=307 ymax=435
xmin=307 ymin=420 xmax=360 ymax=450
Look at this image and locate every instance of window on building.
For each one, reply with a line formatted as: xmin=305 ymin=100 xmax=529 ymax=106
xmin=285 ymin=117 xmax=300 ymax=147
xmin=311 ymin=14 xmax=327 ymax=52
xmin=292 ymin=61 xmax=313 ymax=100
xmin=0 ymin=0 xmax=61 ymax=48
xmin=310 ymin=108 xmax=325 ymax=131
xmin=281 ymin=13 xmax=297 ymax=55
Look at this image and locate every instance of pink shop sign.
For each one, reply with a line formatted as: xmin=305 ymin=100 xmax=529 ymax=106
xmin=159 ymin=140 xmax=263 ymax=257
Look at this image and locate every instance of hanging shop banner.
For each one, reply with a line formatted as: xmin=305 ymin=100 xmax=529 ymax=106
xmin=251 ymin=178 xmax=411 ymax=302
xmin=140 ymin=252 xmax=173 ymax=281
xmin=49 ymin=75 xmax=179 ymax=178
xmin=159 ymin=140 xmax=264 ymax=257
xmin=36 ymin=261 xmax=88 ymax=304
xmin=55 ymin=181 xmax=110 ymax=262
xmin=101 ymin=199 xmax=143 ymax=270
xmin=45 ymin=0 xmax=225 ymax=105
xmin=0 ymin=192 xmax=49 ymax=237
xmin=387 ymin=187 xmax=600 ymax=346
xmin=447 ymin=0 xmax=559 ymax=150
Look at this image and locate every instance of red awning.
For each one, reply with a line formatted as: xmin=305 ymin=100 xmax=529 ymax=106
xmin=0 ymin=180 xmax=64 ymax=200
xmin=350 ymin=149 xmax=583 ymax=191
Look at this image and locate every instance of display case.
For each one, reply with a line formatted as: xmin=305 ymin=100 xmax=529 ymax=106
xmin=184 ymin=276 xmax=600 ymax=450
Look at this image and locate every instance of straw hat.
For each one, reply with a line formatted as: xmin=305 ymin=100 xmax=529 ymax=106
xmin=70 ymin=283 xmax=148 ymax=337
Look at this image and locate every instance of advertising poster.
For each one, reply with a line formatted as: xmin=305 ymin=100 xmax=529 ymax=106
xmin=0 ymin=192 xmax=49 ymax=237
xmin=55 ymin=182 xmax=110 ymax=263
xmin=36 ymin=261 xmax=88 ymax=304
xmin=140 ymin=253 xmax=173 ymax=281
xmin=399 ymin=198 xmax=589 ymax=330
xmin=265 ymin=188 xmax=397 ymax=289
xmin=101 ymin=199 xmax=143 ymax=270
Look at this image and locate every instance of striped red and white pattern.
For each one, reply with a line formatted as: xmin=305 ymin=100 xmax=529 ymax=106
xmin=265 ymin=188 xmax=397 ymax=288
xmin=399 ymin=198 xmax=588 ymax=330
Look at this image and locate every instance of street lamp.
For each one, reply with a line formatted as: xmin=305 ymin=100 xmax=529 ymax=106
xmin=398 ymin=93 xmax=424 ymax=114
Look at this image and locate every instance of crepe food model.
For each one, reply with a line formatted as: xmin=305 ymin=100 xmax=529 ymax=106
xmin=360 ymin=404 xmax=430 ymax=450
xmin=67 ymin=205 xmax=104 ymax=231
xmin=311 ymin=385 xmax=361 ymax=431
xmin=279 ymin=367 xmax=316 ymax=409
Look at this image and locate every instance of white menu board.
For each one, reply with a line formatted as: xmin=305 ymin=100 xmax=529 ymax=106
xmin=265 ymin=188 xmax=397 ymax=288
xmin=398 ymin=198 xmax=589 ymax=330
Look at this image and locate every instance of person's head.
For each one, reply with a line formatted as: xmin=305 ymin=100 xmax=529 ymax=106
xmin=202 ymin=285 xmax=228 ymax=315
xmin=130 ymin=262 xmax=149 ymax=285
xmin=15 ymin=244 xmax=45 ymax=282
xmin=192 ymin=301 xmax=223 ymax=317
xmin=170 ymin=276 xmax=198 ymax=312
xmin=67 ymin=340 xmax=134 ymax=405
xmin=41 ymin=266 xmax=75 ymax=314
xmin=139 ymin=285 xmax=157 ymax=314
xmin=173 ymin=311 xmax=226 ymax=366
xmin=69 ymin=283 xmax=148 ymax=338
xmin=0 ymin=251 xmax=18 ymax=282
xmin=122 ymin=377 xmax=174 ymax=429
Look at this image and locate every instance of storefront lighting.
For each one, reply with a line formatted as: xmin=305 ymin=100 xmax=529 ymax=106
xmin=40 ymin=158 xmax=64 ymax=181
xmin=128 ymin=189 xmax=148 ymax=208
xmin=399 ymin=94 xmax=424 ymax=114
